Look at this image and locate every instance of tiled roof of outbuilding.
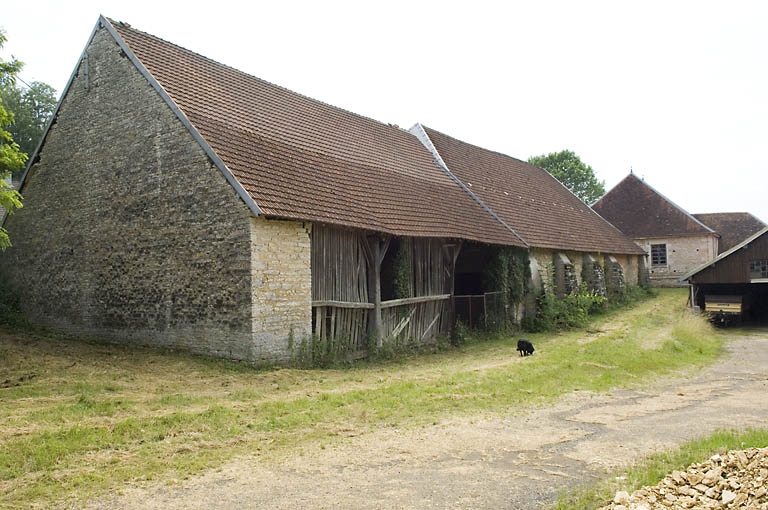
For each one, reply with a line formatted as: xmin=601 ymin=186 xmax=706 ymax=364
xmin=693 ymin=212 xmax=767 ymax=253
xmin=592 ymin=173 xmax=715 ymax=239
xmin=106 ymin=19 xmax=523 ymax=247
xmin=420 ymin=127 xmax=645 ymax=255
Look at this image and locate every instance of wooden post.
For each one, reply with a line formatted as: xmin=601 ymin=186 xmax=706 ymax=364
xmin=363 ymin=235 xmax=391 ymax=348
xmin=443 ymin=241 xmax=462 ymax=341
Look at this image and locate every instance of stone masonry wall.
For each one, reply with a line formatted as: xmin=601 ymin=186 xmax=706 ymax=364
xmin=0 ymin=26 xmax=258 ymax=360
xmin=249 ymin=217 xmax=312 ymax=363
xmin=636 ymin=235 xmax=717 ymax=287
xmin=530 ymin=249 xmax=642 ymax=292
xmin=582 ymin=254 xmax=607 ymax=297
xmin=611 ymin=253 xmax=640 ymax=287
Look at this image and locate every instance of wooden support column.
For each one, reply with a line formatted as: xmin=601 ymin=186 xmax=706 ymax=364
xmin=362 ymin=234 xmax=391 ymax=348
xmin=442 ymin=241 xmax=463 ymax=342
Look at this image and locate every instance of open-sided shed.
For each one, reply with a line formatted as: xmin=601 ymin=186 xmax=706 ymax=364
xmin=682 ymin=227 xmax=768 ymax=323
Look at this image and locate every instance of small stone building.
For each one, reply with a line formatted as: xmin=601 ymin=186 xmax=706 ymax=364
xmin=0 ymin=17 xmax=646 ymax=363
xmin=593 ymin=173 xmax=719 ymax=287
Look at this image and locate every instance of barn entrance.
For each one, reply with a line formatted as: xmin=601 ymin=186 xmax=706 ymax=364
xmin=692 ymin=283 xmax=768 ymax=325
xmin=452 ymin=243 xmax=508 ymax=329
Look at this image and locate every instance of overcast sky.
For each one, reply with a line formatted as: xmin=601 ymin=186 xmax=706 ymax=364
xmin=3 ymin=1 xmax=767 ymax=223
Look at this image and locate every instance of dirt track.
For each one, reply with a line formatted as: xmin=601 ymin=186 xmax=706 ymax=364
xmin=88 ymin=329 xmax=768 ymax=509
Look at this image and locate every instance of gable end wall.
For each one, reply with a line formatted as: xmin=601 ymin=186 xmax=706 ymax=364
xmin=0 ymin=26 xmax=258 ymax=360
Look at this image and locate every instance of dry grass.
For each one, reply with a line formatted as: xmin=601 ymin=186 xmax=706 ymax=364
xmin=0 ymin=289 xmax=722 ymax=507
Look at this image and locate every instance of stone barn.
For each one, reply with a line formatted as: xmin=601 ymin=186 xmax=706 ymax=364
xmin=0 ymin=16 xmax=525 ymax=363
xmin=0 ymin=17 xmax=647 ymax=363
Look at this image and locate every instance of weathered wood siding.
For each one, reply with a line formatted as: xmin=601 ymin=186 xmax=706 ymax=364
xmin=691 ymin=232 xmax=768 ymax=284
xmin=311 ymin=226 xmax=452 ymax=353
xmin=381 ymin=238 xmax=451 ymax=344
xmin=311 ymin=225 xmax=370 ymax=352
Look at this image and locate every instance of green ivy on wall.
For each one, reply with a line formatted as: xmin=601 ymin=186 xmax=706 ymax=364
xmin=393 ymin=241 xmax=412 ymax=299
xmin=483 ymin=246 xmax=531 ymax=303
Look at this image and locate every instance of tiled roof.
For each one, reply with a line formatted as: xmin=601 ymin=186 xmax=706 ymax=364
xmin=420 ymin=127 xmax=645 ymax=255
xmin=592 ymin=173 xmax=714 ymax=239
xmin=107 ymin=19 xmax=523 ymax=247
xmin=693 ymin=212 xmax=767 ymax=253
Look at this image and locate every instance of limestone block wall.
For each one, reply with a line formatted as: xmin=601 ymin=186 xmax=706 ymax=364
xmin=635 ymin=235 xmax=717 ymax=287
xmin=0 ymin=26 xmax=257 ymax=360
xmin=250 ymin=217 xmax=312 ymax=363
xmin=611 ymin=254 xmax=641 ymax=287
xmin=531 ymin=248 xmax=643 ymax=297
xmin=582 ymin=254 xmax=607 ymax=297
xmin=529 ymin=248 xmax=553 ymax=294
xmin=553 ymin=252 xmax=578 ymax=297
xmin=605 ymin=256 xmax=627 ymax=298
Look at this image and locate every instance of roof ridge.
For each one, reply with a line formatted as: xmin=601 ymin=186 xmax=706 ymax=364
xmin=694 ymin=211 xmax=767 ymax=223
xmin=419 ymin=125 xmax=644 ymax=254
xmin=416 ymin=125 xmax=532 ymax=166
xmin=409 ymin=123 xmax=528 ymax=248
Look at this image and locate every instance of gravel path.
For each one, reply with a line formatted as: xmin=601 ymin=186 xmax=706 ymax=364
xmin=88 ymin=329 xmax=768 ymax=509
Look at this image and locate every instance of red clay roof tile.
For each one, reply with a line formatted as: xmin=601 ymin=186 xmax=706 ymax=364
xmin=593 ymin=173 xmax=715 ymax=239
xmin=693 ymin=212 xmax=767 ymax=253
xmin=422 ymin=127 xmax=645 ymax=255
xmin=109 ymin=19 xmax=523 ymax=247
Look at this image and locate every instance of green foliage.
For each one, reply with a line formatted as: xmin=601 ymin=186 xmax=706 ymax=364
xmin=482 ymin=246 xmax=531 ymax=330
xmin=0 ymin=29 xmax=26 ymax=249
xmin=392 ymin=242 xmax=411 ymax=299
xmin=526 ymin=285 xmax=606 ymax=332
xmin=528 ymin=149 xmax=606 ymax=204
xmin=0 ymin=80 xmax=56 ymax=159
xmin=0 ymin=31 xmax=23 ymax=85
xmin=483 ymin=246 xmax=530 ymax=303
xmin=451 ymin=319 xmax=471 ymax=346
xmin=291 ymin=328 xmax=368 ymax=367
xmin=379 ymin=239 xmax=411 ymax=301
xmin=619 ymin=284 xmax=657 ymax=306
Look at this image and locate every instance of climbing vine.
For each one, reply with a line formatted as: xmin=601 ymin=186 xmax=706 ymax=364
xmin=392 ymin=241 xmax=412 ymax=299
xmin=482 ymin=246 xmax=531 ymax=329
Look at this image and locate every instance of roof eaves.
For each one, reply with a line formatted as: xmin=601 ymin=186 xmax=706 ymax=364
xmin=409 ymin=123 xmax=528 ymax=248
xmin=101 ymin=16 xmax=262 ymax=217
xmin=679 ymin=225 xmax=768 ymax=281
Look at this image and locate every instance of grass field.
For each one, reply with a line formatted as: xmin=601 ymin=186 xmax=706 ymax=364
xmin=0 ymin=289 xmax=726 ymax=507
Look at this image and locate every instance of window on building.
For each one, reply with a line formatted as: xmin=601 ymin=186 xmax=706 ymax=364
xmin=749 ymin=260 xmax=768 ymax=279
xmin=650 ymin=244 xmax=667 ymax=266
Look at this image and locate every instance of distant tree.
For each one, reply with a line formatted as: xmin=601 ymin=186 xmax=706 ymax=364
xmin=0 ymin=80 xmax=57 ymax=158
xmin=0 ymin=29 xmax=26 ymax=249
xmin=528 ymin=150 xmax=606 ymax=204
